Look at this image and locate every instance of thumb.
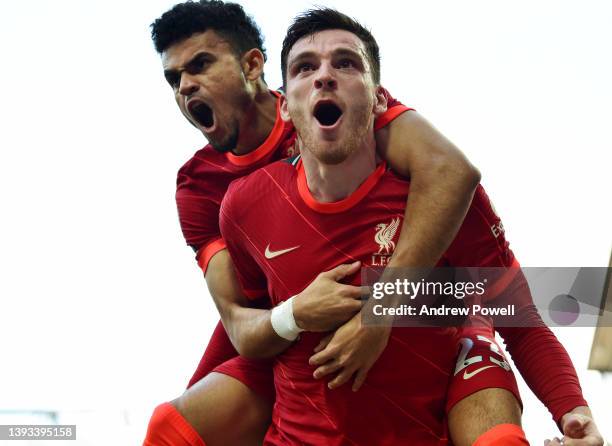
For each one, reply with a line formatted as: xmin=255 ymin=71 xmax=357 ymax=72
xmin=326 ymin=261 xmax=361 ymax=281
xmin=562 ymin=414 xmax=587 ymax=438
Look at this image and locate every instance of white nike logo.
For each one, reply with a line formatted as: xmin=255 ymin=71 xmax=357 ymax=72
xmin=264 ymin=244 xmax=301 ymax=259
xmin=463 ymin=365 xmax=496 ymax=380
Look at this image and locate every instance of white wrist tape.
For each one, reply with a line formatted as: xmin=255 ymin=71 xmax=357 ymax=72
xmin=270 ymin=296 xmax=303 ymax=341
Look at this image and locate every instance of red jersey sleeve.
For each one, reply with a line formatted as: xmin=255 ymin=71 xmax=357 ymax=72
xmin=373 ymin=88 xmax=413 ymax=131
xmin=176 ymin=159 xmax=227 ymax=273
xmin=219 ymin=179 xmax=268 ymax=300
xmin=445 ymin=185 xmax=587 ymax=424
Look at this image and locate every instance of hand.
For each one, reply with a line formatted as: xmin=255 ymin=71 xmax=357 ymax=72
xmin=293 ymin=261 xmax=366 ymax=332
xmin=308 ymin=314 xmax=391 ymax=391
xmin=545 ymin=407 xmax=604 ymax=446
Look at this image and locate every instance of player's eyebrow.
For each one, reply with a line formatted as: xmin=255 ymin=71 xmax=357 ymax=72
xmin=331 ymin=47 xmax=364 ymax=61
xmin=288 ymin=47 xmax=365 ymax=69
xmin=287 ymin=51 xmax=317 ymax=69
xmin=164 ymin=51 xmax=215 ymax=82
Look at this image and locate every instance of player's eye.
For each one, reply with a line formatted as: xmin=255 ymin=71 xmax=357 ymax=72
xmin=338 ymin=59 xmax=355 ymax=69
xmin=166 ymin=73 xmax=180 ymax=89
xmin=297 ymin=62 xmax=314 ymax=73
xmin=188 ymin=59 xmax=208 ymax=74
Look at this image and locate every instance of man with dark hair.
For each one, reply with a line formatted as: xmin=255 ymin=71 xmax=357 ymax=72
xmin=143 ymin=2 xmax=602 ymax=446
xmin=144 ymin=1 xmax=487 ymax=445
xmin=151 ymin=0 xmax=266 ymax=60
xmin=279 ymin=7 xmax=382 ymax=87
xmin=217 ymin=6 xmax=599 ymax=446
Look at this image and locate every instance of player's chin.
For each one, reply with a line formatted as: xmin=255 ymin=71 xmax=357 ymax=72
xmin=209 ymin=129 xmax=239 ymax=153
xmin=316 ymin=145 xmax=351 ymax=165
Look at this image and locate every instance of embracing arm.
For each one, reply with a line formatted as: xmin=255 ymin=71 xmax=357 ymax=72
xmin=205 ymin=249 xmax=290 ymax=359
xmin=206 ymin=249 xmax=363 ymax=359
xmin=310 ymin=109 xmax=481 ymax=388
xmin=376 ymin=110 xmax=481 ymax=268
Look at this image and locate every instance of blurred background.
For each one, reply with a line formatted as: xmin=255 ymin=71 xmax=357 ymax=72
xmin=0 ymin=0 xmax=610 ymax=444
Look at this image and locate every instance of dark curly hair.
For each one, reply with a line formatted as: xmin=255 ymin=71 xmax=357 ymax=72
xmin=151 ymin=0 xmax=266 ymax=62
xmin=281 ymin=8 xmax=380 ymax=88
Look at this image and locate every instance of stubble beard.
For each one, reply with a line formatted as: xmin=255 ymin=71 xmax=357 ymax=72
xmin=208 ymin=122 xmax=240 ymax=153
xmin=291 ymin=101 xmax=373 ymax=165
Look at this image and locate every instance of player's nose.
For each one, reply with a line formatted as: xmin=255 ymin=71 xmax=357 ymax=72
xmin=314 ymin=62 xmax=337 ymax=90
xmin=178 ymin=72 xmax=199 ymax=96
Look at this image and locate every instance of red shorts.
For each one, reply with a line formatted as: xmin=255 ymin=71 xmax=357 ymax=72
xmin=192 ymin=320 xmax=519 ymax=413
xmin=214 ymin=356 xmax=275 ymax=402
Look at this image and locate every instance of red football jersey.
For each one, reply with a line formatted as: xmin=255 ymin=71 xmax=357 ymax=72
xmin=220 ymin=157 xmax=586 ymax=444
xmin=177 ymin=89 xmax=412 ymax=387
xmin=219 ymin=159 xmax=483 ymax=444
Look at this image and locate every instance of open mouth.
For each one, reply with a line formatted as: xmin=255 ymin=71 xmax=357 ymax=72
xmin=314 ymin=101 xmax=343 ymax=127
xmin=188 ymin=101 xmax=214 ymax=129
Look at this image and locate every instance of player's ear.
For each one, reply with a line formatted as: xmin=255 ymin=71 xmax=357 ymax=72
xmin=280 ymin=94 xmax=291 ymax=123
xmin=373 ymin=86 xmax=388 ymax=116
xmin=241 ymin=48 xmax=265 ymax=81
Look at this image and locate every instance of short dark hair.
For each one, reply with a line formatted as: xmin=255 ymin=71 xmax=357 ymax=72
xmin=280 ymin=8 xmax=380 ymax=87
xmin=151 ymin=0 xmax=266 ymax=62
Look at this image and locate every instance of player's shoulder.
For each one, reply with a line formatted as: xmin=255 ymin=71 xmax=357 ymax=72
xmin=225 ymin=156 xmax=299 ymax=196
xmin=177 ymin=144 xmax=222 ymax=178
xmin=470 ymin=184 xmax=497 ymax=215
xmin=223 ymin=157 xmax=299 ymax=214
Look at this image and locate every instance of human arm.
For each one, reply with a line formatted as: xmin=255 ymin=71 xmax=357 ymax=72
xmin=310 ymin=102 xmax=481 ymax=389
xmin=205 ymin=249 xmax=290 ymax=358
xmin=205 ymin=249 xmax=365 ymax=358
xmin=443 ymin=185 xmax=600 ymax=443
xmin=376 ymin=106 xmax=481 ymax=268
xmin=497 ymin=310 xmax=602 ymax=445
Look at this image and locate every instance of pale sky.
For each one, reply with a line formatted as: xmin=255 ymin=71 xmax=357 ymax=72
xmin=0 ymin=0 xmax=611 ymax=443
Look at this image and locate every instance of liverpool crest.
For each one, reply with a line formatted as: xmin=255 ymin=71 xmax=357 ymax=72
xmin=371 ymin=217 xmax=400 ymax=266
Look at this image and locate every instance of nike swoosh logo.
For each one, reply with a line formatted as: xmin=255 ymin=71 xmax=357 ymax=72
xmin=463 ymin=365 xmax=497 ymax=380
xmin=264 ymin=244 xmax=301 ymax=259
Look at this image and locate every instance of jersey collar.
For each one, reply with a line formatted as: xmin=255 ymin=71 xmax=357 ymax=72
xmin=225 ymin=90 xmax=287 ymax=167
xmin=296 ymin=157 xmax=387 ymax=214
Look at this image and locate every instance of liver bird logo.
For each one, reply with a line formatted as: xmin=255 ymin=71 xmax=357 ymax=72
xmin=375 ymin=217 xmax=400 ymax=255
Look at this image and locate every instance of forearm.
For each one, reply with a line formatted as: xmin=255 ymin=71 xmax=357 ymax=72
xmin=391 ymin=165 xmax=478 ymax=268
xmin=223 ymin=304 xmax=292 ymax=359
xmin=376 ymin=110 xmax=481 ymax=267
xmin=493 ymin=276 xmax=588 ymax=424
xmin=498 ymin=318 xmax=587 ymax=423
xmin=205 ymin=250 xmax=292 ymax=359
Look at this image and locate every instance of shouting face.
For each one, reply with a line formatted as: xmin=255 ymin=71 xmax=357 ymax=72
xmin=281 ymin=29 xmax=386 ymax=164
xmin=162 ymin=30 xmax=253 ymax=152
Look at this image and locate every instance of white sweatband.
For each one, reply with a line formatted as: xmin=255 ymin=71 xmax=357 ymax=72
xmin=270 ymin=296 xmax=303 ymax=341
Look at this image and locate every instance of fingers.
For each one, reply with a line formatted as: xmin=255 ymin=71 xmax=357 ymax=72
xmin=313 ymin=359 xmax=342 ymax=379
xmin=313 ymin=334 xmax=333 ymax=354
xmin=359 ymin=285 xmax=370 ymax=297
xmin=563 ymin=437 xmax=603 ymax=446
xmin=342 ymin=298 xmax=363 ymax=313
xmin=310 ymin=343 xmax=336 ymax=366
xmin=352 ymin=367 xmax=369 ymax=392
xmin=325 ymin=261 xmax=361 ymax=281
xmin=341 ymin=284 xmax=367 ymax=299
xmin=547 ymin=436 xmax=602 ymax=446
xmin=328 ymin=368 xmax=354 ymax=389
xmin=562 ymin=414 xmax=587 ymax=437
xmin=562 ymin=439 xmax=595 ymax=446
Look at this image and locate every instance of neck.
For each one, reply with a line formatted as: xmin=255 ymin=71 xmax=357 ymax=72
xmin=300 ymin=134 xmax=378 ymax=203
xmin=232 ymin=80 xmax=277 ymax=155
